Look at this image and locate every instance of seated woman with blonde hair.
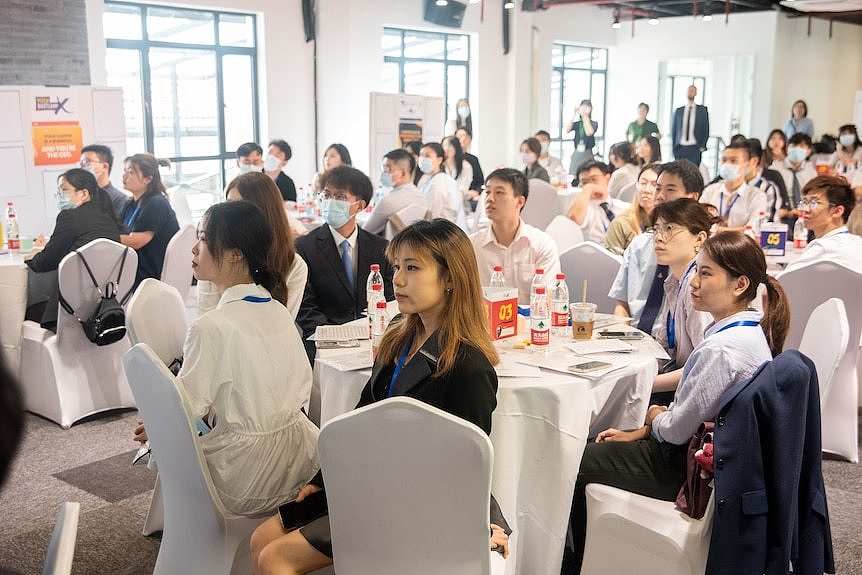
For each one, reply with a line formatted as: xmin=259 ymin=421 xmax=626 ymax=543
xmin=250 ymin=218 xmax=511 ymax=574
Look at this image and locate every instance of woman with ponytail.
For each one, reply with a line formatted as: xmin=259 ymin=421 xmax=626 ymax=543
xmin=562 ymin=230 xmax=790 ymax=573
xmin=138 ymin=200 xmax=318 ymax=516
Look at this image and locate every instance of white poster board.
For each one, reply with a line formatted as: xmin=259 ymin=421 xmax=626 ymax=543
xmin=368 ymin=92 xmax=445 ymax=188
xmin=0 ymin=86 xmax=125 ymax=238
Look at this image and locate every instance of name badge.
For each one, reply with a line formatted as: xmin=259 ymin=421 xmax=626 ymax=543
xmin=576 ymin=143 xmax=586 ymax=153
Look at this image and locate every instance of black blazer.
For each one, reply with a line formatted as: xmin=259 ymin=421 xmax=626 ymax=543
xmin=26 ymin=201 xmax=121 ymax=273
xmin=316 ymin=331 xmax=510 ymax=533
xmin=295 ymin=224 xmax=394 ymax=359
xmin=707 ymin=351 xmax=834 ymax=575
xmin=672 ymin=104 xmax=710 ymax=151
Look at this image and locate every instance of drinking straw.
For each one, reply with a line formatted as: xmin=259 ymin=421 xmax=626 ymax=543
xmin=582 ymin=279 xmax=587 ymax=304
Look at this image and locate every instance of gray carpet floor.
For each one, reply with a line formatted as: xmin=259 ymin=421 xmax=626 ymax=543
xmin=0 ymin=409 xmax=860 ymax=574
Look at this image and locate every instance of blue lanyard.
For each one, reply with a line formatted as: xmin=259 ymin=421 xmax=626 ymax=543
xmin=665 ymin=260 xmax=696 ymax=350
xmin=123 ymin=205 xmax=141 ymax=229
xmin=719 ymin=191 xmax=741 ymax=220
xmin=715 ymin=320 xmax=760 ymax=334
xmin=387 ymin=334 xmax=414 ymax=398
xmin=242 ymin=295 xmax=271 ymax=303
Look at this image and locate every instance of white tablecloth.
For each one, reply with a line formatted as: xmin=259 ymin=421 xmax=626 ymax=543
xmin=0 ymin=254 xmax=28 ymax=377
xmin=312 ymin=331 xmax=661 ymax=574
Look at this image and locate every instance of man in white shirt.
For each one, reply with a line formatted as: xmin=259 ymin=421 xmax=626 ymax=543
xmin=786 ymin=175 xmax=862 ymax=273
xmin=470 ymin=168 xmax=560 ymax=305
xmin=566 ymin=161 xmax=628 ymax=244
xmin=362 ymin=149 xmax=428 ymax=236
xmin=700 ymin=141 xmax=766 ymax=231
xmin=771 ymin=133 xmax=817 ymax=231
xmin=671 ymin=85 xmax=709 ymax=166
xmin=608 ymin=160 xmax=704 ymax=333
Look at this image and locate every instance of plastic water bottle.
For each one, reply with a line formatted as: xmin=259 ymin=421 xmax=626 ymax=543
xmin=744 ymin=225 xmax=756 ymax=239
xmin=530 ymin=268 xmax=546 ymax=305
xmin=366 ymin=264 xmax=384 ymax=310
xmin=367 ymin=283 xmax=383 ymax=339
xmin=793 ymin=217 xmax=808 ymax=250
xmin=551 ymin=273 xmax=570 ymax=337
xmin=5 ymin=202 xmax=19 ymax=254
xmin=756 ymin=211 xmax=766 ymax=235
xmin=530 ymin=286 xmax=550 ymax=351
xmin=371 ymin=300 xmax=389 ymax=361
xmin=489 ymin=265 xmax=506 ymax=288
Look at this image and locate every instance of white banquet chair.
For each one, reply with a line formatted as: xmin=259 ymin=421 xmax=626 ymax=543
xmin=545 ymin=215 xmax=584 ymax=253
xmin=41 ymin=501 xmax=80 ymax=575
xmin=581 ymin=484 xmax=713 ymax=575
xmin=522 ymin=179 xmax=560 ymax=231
xmin=167 ymin=184 xmax=194 ymax=227
xmin=558 ymin=241 xmax=623 ymax=314
xmin=617 ymin=181 xmax=637 ymax=204
xmin=318 ymin=396 xmax=505 ymax=575
xmin=126 ymin=278 xmax=191 ymax=535
xmin=160 ymin=224 xmax=196 ymax=300
xmin=777 ymin=261 xmax=862 ymax=462
xmin=123 ymin=343 xmax=265 ymax=575
xmin=20 ymin=238 xmax=137 ymax=428
xmin=799 ymin=298 xmax=853 ymax=461
xmin=385 ymin=203 xmax=431 ymax=240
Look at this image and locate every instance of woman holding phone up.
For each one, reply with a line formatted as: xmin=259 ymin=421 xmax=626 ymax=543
xmin=561 ymin=231 xmax=790 ymax=573
xmin=250 ymin=219 xmax=510 ymax=574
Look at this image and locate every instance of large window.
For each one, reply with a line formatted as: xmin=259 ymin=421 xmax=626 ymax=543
xmin=104 ymin=2 xmax=258 ymax=202
xmin=549 ymin=43 xmax=608 ymax=171
xmin=382 ymin=27 xmax=470 ymax=120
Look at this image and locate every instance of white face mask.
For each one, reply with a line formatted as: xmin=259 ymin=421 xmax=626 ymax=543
xmin=238 ymin=164 xmax=259 ymax=174
xmin=457 ymin=106 xmax=470 ymax=119
xmin=263 ymin=154 xmax=281 ymax=172
xmin=839 ymin=134 xmax=856 ymax=148
xmin=718 ymin=163 xmax=741 ymax=182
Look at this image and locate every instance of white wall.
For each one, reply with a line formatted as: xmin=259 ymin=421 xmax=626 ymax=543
xmin=770 ymin=14 xmax=862 ymax=137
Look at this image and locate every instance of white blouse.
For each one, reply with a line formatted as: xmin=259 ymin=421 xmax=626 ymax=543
xmin=180 ymin=283 xmax=319 ymax=516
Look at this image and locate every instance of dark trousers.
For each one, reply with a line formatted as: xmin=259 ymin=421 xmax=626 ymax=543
xmin=673 ymin=145 xmax=703 ymax=167
xmin=560 ymin=436 xmax=688 ymax=574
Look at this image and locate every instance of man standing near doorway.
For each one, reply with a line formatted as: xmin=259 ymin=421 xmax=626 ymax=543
xmin=671 ymin=85 xmax=709 ymax=166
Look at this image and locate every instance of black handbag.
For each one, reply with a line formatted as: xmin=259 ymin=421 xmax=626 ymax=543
xmin=59 ymin=247 xmax=132 ymax=346
xmin=675 ymin=421 xmax=715 ymax=520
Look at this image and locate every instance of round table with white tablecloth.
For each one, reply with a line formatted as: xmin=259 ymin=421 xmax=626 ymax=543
xmin=312 ymin=330 xmax=662 ymax=574
xmin=0 ymin=253 xmax=29 ymax=377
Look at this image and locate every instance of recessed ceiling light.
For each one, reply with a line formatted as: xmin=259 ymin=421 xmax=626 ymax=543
xmin=504 ymin=1 xmax=514 ymax=8
xmin=436 ymin=0 xmax=448 ymax=6
xmin=702 ymin=13 xmax=713 ymax=21
xmin=648 ymin=16 xmax=660 ymax=25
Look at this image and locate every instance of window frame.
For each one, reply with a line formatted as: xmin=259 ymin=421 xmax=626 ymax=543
xmin=104 ymin=1 xmax=260 ymax=191
xmin=382 ymin=27 xmax=471 ymax=118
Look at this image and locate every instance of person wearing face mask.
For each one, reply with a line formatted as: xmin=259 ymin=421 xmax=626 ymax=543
xmin=417 ymin=142 xmax=467 ymax=230
xmin=445 ymin=97 xmax=472 ymax=136
xmin=700 ymin=141 xmax=767 ymax=231
xmin=534 ymin=130 xmax=564 ymax=179
xmin=771 ymin=133 xmax=817 ymax=233
xmin=236 ymin=142 xmax=265 ymax=176
xmin=295 ymin=166 xmax=395 ymax=363
xmin=744 ymin=138 xmax=787 ymax=222
xmin=363 ymin=149 xmax=428 ymax=236
xmin=263 ymin=139 xmax=298 ymax=202
xmin=520 ymin=137 xmax=550 ymax=183
xmin=24 ymin=169 xmax=122 ymax=331
xmin=830 ymin=125 xmax=862 ymax=177
xmin=80 ymin=144 xmax=130 ymax=218
xmin=456 ymin=128 xmax=485 ymax=208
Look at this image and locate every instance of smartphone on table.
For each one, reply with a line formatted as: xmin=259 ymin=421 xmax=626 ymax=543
xmin=568 ymin=360 xmax=613 ymax=374
xmin=598 ymin=331 xmax=644 ymax=340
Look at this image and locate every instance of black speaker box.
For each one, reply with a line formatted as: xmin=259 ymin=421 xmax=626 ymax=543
xmin=423 ymin=0 xmax=467 ymax=28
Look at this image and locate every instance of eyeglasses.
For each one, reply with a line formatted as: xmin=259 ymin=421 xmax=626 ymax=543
xmin=317 ymin=191 xmax=352 ymax=203
xmin=797 ymin=198 xmax=834 ymax=210
xmin=653 ymin=222 xmax=684 ymax=241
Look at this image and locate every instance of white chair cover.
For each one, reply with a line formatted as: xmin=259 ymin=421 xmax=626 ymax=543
xmin=41 ymin=502 xmax=80 ymax=575
xmin=581 ymin=484 xmax=713 ymax=575
xmin=20 ymin=238 xmax=137 ymax=428
xmin=617 ymin=181 xmax=637 ymax=204
xmin=799 ymin=298 xmax=853 ymax=460
xmin=558 ymin=241 xmax=623 ymax=314
xmin=160 ymin=224 xmax=196 ymax=300
xmin=123 ymin=343 xmax=265 ymax=575
xmin=545 ymin=215 xmax=584 ymax=253
xmin=522 ymin=179 xmax=560 ymax=231
xmin=318 ymin=396 xmax=504 ymax=575
xmin=385 ymin=203 xmax=431 ymax=240
xmin=167 ymin=185 xmax=194 ymax=227
xmin=778 ymin=261 xmax=862 ymax=462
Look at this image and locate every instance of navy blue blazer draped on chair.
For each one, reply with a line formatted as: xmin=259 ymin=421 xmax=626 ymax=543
xmin=707 ymin=350 xmax=834 ymax=575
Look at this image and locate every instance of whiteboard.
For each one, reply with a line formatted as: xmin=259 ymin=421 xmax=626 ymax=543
xmin=92 ymin=88 xmax=126 ymax=141
xmin=0 ymin=147 xmax=28 ymax=198
xmin=0 ymin=91 xmax=23 ymax=143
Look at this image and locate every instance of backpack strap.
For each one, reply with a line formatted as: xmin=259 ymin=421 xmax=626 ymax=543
xmin=58 ymin=249 xmax=99 ymax=319
xmin=114 ymin=247 xmax=134 ymax=305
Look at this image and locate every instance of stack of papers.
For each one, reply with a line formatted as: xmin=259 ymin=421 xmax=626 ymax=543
xmin=566 ymin=339 xmax=634 ymax=355
xmin=309 ymin=323 xmax=368 ymax=342
xmin=317 ymin=351 xmax=373 ymax=372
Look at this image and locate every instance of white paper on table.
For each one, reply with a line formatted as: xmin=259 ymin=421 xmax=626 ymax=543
xmin=593 ymin=313 xmax=634 ymax=330
xmin=566 ymin=339 xmax=634 ymax=355
xmin=632 ymin=336 xmax=672 ymax=361
xmin=495 ymin=359 xmax=542 ymax=378
xmin=515 ymin=354 xmax=627 ymax=379
xmin=309 ymin=323 xmax=369 ymax=342
xmin=317 ymin=351 xmax=373 ymax=372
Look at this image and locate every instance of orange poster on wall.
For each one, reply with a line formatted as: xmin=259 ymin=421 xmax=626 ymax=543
xmin=31 ymin=121 xmax=83 ymax=166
